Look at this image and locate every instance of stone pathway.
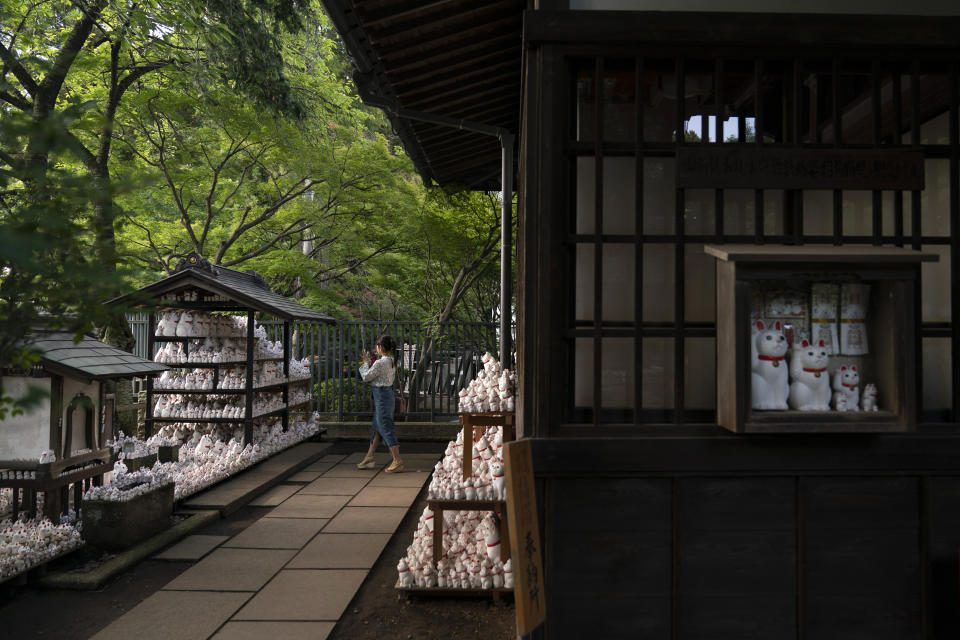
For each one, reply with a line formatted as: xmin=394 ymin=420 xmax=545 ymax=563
xmin=91 ymin=451 xmax=439 ymax=640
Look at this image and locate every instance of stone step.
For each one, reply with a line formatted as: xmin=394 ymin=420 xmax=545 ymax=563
xmin=182 ymin=442 xmax=332 ymax=515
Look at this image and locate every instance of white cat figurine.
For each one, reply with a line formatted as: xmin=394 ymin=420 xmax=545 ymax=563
xmin=832 ymin=365 xmax=860 ymax=411
xmin=751 ymin=320 xmax=789 ymax=410
xmin=862 ymin=383 xmax=878 ymax=412
xmin=176 ymin=310 xmax=195 ymax=337
xmin=789 ymin=339 xmax=831 ymax=411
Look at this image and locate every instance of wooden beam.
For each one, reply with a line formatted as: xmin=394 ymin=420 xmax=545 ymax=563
xmin=525 ymin=10 xmax=960 ymax=49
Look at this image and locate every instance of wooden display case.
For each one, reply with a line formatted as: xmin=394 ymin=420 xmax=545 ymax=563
xmin=706 ymin=245 xmax=936 ymax=433
xmin=107 ymin=253 xmax=334 ymax=444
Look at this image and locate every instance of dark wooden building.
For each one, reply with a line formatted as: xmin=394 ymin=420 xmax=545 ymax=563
xmin=323 ymin=2 xmax=960 ymax=637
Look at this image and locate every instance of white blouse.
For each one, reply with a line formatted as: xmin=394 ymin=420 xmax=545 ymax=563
xmin=359 ymin=357 xmax=396 ymax=387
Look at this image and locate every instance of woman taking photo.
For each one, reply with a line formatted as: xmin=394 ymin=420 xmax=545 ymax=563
xmin=357 ymin=334 xmax=403 ymax=473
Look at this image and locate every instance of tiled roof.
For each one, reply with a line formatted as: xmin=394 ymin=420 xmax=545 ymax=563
xmin=22 ymin=331 xmax=169 ymax=381
xmin=106 ymin=254 xmax=335 ymax=323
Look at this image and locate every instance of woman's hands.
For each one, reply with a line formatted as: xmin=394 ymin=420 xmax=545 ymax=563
xmin=362 ymin=349 xmax=372 ymax=365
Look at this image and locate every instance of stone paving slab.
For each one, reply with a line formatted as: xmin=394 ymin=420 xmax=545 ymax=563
xmin=233 ymin=570 xmax=367 ymax=621
xmin=183 ymin=442 xmax=331 ymax=514
xmin=322 ymin=507 xmax=408 ymax=533
xmin=367 ymin=471 xmax=431 ymax=488
xmin=155 ymin=535 xmax=230 ymax=561
xmin=342 ymin=452 xmax=393 ymax=464
xmin=164 ymin=548 xmax=296 ymax=592
xmin=91 ymin=591 xmax=251 ymax=640
xmin=212 ymin=621 xmax=335 ymax=640
xmin=298 ymin=476 xmax=371 ymax=496
xmin=266 ymin=494 xmax=351 ymax=519
xmin=348 ymin=486 xmax=422 ymax=507
xmin=301 ymin=460 xmax=337 ymax=473
xmin=288 ymin=533 xmax=391 ymax=569
xmin=322 ymin=464 xmax=381 ymax=478
xmin=286 ymin=471 xmax=321 ymax=483
xmin=224 ymin=517 xmax=328 ymax=550
xmin=247 ymin=484 xmax=301 ymax=507
xmin=257 ymin=443 xmax=331 ymax=470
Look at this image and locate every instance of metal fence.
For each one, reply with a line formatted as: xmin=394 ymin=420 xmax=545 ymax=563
xmin=127 ymin=314 xmax=506 ymax=421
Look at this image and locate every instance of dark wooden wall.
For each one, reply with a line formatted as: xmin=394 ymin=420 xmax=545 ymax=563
xmin=516 ymin=11 xmax=960 ymax=640
xmin=530 ymin=435 xmax=960 ymax=639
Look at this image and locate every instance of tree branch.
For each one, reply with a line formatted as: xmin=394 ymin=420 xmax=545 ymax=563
xmin=0 ymin=89 xmax=31 ymax=111
xmin=219 ymin=218 xmax=310 ymax=267
xmin=0 ymin=40 xmax=38 ymax=97
xmin=36 ymin=0 xmax=108 ymax=111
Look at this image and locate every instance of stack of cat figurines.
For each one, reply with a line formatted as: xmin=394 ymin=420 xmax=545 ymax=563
xmin=751 ymin=319 xmax=879 ymax=412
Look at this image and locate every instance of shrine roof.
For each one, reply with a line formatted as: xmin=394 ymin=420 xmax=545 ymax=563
xmin=21 ymin=331 xmax=169 ymax=381
xmin=106 ymin=254 xmax=335 ymax=323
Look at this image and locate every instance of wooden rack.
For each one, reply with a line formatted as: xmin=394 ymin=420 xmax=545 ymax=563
xmin=145 ymin=294 xmax=299 ymax=443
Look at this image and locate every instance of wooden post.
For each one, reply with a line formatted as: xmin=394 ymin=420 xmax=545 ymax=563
xmin=283 ymin=320 xmax=290 ymax=432
xmin=245 ymin=310 xmax=255 ymax=445
xmin=433 ymin=504 xmax=444 ymax=562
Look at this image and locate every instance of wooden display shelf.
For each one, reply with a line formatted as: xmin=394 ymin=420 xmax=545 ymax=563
xmin=156 ymin=357 xmax=285 ymax=368
xmin=428 ymin=498 xmax=510 ymax=565
xmin=396 ymin=585 xmax=513 ymax=600
xmin=153 ymin=382 xmax=291 ymax=394
xmin=152 ymin=402 xmax=307 ymax=423
xmin=428 ymin=499 xmax=506 ymax=510
xmin=152 ymin=336 xmax=262 ymax=343
xmin=460 ymin=412 xmax=514 ymax=480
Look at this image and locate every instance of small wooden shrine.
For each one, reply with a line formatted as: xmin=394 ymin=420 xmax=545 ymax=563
xmin=1 ymin=329 xmax=168 ymax=521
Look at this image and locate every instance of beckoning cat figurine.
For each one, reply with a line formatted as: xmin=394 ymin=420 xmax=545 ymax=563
xmin=789 ymin=339 xmax=831 ymax=411
xmin=751 ymin=320 xmax=789 ymax=410
xmin=861 ymin=383 xmax=879 ymax=412
xmin=832 ymin=365 xmax=860 ymax=411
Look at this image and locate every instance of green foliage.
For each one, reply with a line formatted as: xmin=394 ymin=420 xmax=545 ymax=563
xmin=316 ymin=377 xmax=372 ymax=413
xmin=0 ymin=0 xmax=509 ymax=427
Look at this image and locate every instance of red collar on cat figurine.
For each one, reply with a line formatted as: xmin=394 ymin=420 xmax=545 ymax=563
xmin=757 ymin=354 xmax=785 ymax=362
xmin=803 ymin=366 xmax=827 ymax=375
xmin=842 ymin=382 xmax=858 ymax=389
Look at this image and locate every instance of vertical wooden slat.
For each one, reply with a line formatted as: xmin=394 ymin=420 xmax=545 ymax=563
xmin=790 ymin=58 xmax=803 ymax=243
xmin=755 ymin=57 xmax=765 ymax=244
xmin=949 ymin=61 xmax=960 ymax=423
xmin=832 ymin=58 xmax=842 ymax=246
xmin=872 ymin=61 xmax=883 ymax=246
xmin=920 ymin=475 xmax=931 ymax=639
xmin=635 ymin=55 xmax=644 ymax=426
xmin=145 ymin=313 xmax=156 ymax=438
xmin=797 ymin=477 xmax=807 ymax=640
xmin=671 ymin=477 xmax=680 ymax=640
xmin=893 ymin=68 xmax=904 ymax=243
xmin=713 ymin=50 xmax=725 ymax=231
xmin=244 ymin=310 xmax=254 ymax=445
xmin=593 ymin=56 xmax=604 ymax=426
xmin=912 ymin=59 xmax=923 ymax=251
xmin=675 ymin=56 xmax=686 ymax=422
xmin=832 ymin=189 xmax=842 ymax=245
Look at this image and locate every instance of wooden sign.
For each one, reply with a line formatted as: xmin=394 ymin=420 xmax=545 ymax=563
xmin=677 ymin=147 xmax=924 ymax=190
xmin=504 ymin=439 xmax=546 ymax=636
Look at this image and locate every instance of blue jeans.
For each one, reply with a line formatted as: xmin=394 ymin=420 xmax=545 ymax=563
xmin=370 ymin=386 xmax=398 ymax=448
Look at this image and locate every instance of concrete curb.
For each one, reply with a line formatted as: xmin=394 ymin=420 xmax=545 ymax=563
xmin=38 ymin=510 xmax=219 ymax=590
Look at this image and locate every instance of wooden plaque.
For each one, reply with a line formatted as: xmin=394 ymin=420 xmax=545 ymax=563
xmin=678 ymin=147 xmax=924 ymax=190
xmin=504 ymin=439 xmax=546 ymax=636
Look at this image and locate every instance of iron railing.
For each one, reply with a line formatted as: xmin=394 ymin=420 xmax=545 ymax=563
xmin=127 ymin=314 xmax=508 ymax=421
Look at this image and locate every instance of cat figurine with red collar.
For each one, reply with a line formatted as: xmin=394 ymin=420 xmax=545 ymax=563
xmin=832 ymin=365 xmax=860 ymax=411
xmin=789 ymin=339 xmax=831 ymax=411
xmin=751 ymin=320 xmax=789 ymax=410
